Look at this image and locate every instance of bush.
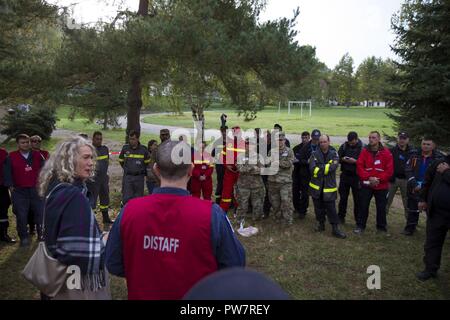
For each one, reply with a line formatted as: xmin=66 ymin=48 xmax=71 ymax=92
xmin=0 ymin=105 xmax=57 ymax=143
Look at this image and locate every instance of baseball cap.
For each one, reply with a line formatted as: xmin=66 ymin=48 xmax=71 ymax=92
xmin=398 ymin=132 xmax=409 ymax=139
xmin=311 ymin=129 xmax=321 ymax=139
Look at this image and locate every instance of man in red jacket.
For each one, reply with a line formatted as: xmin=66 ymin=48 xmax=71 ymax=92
xmin=191 ymin=142 xmax=214 ymax=200
xmin=355 ymin=131 xmax=393 ymax=234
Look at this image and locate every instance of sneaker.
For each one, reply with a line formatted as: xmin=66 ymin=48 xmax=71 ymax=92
xmin=353 ymin=227 xmax=364 ymax=235
xmin=416 ymin=270 xmax=437 ymax=281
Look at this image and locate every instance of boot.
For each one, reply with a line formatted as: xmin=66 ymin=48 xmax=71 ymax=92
xmin=314 ymin=221 xmax=325 ymax=232
xmin=0 ymin=222 xmax=16 ymax=244
xmin=332 ymin=224 xmax=347 ymax=239
xmin=101 ymin=210 xmax=114 ymax=224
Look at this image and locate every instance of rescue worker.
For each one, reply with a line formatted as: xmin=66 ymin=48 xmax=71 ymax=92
xmin=146 ymin=140 xmax=159 ymax=194
xmin=28 ymin=135 xmax=50 ymax=235
xmin=292 ymin=131 xmax=310 ymax=217
xmin=87 ymin=131 xmax=114 ymax=224
xmin=387 ymin=132 xmax=416 ymax=218
xmin=416 ymin=155 xmax=450 ymax=281
xmin=309 ymin=135 xmax=346 ymax=238
xmin=212 ymin=126 xmax=228 ymax=204
xmin=355 ymin=131 xmax=394 ymax=234
xmin=191 ymin=141 xmax=214 ymax=200
xmin=236 ymin=139 xmax=266 ymax=224
xmin=402 ymin=137 xmax=444 ymax=235
xmin=0 ymin=147 xmax=15 ymax=243
xmin=298 ymin=129 xmax=320 ymax=218
xmin=337 ymin=131 xmax=363 ymax=224
xmin=119 ymin=130 xmax=150 ymax=205
xmin=219 ymin=126 xmax=245 ymax=212
xmin=3 ymin=134 xmax=44 ymax=247
xmin=267 ymin=132 xmax=294 ymax=225
xmin=105 ymin=140 xmax=245 ymax=300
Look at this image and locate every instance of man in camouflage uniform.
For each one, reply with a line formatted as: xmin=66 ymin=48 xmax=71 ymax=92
xmin=87 ymin=131 xmax=114 ymax=224
xmin=236 ymin=139 xmax=266 ymax=224
xmin=119 ymin=130 xmax=150 ymax=205
xmin=267 ymin=132 xmax=294 ymax=225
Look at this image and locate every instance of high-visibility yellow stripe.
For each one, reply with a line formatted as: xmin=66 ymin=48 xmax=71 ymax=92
xmin=221 ymin=151 xmax=227 ymax=155
xmin=324 ymin=188 xmax=337 ymax=193
xmin=313 ymin=167 xmax=320 ymax=178
xmin=209 ymin=165 xmax=214 ymax=168
xmin=97 ymin=155 xmax=108 ymax=160
xmin=119 ymin=159 xmax=124 ymax=162
xmin=222 ymin=198 xmax=232 ymax=203
xmin=99 ymin=205 xmax=109 ymax=210
xmin=125 ymin=154 xmax=145 ymax=159
xmin=309 ymin=182 xmax=320 ymax=190
xmin=194 ymin=160 xmax=211 ymax=164
xmin=324 ymin=164 xmax=330 ymax=175
xmin=144 ymin=160 xmax=150 ymax=164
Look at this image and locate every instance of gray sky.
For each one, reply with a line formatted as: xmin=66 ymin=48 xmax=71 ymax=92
xmin=52 ymin=0 xmax=404 ymax=69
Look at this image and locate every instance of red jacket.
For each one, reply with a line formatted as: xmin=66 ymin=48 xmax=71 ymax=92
xmin=0 ymin=148 xmax=7 ymax=185
xmin=192 ymin=151 xmax=214 ymax=180
xmin=357 ymin=144 xmax=394 ymax=190
xmin=120 ymin=194 xmax=218 ymax=300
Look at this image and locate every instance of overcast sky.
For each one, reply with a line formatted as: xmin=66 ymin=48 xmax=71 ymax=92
xmin=51 ymin=0 xmax=404 ymax=69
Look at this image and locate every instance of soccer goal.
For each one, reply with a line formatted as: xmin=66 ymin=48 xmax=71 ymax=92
xmin=286 ymin=100 xmax=312 ymax=118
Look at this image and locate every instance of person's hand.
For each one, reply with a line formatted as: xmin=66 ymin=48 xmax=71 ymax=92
xmin=347 ymin=157 xmax=357 ymax=164
xmin=418 ymin=202 xmax=428 ymax=211
xmin=200 ymin=175 xmax=206 ymax=181
xmin=368 ymin=177 xmax=378 ymax=186
xmin=437 ymin=162 xmax=450 ymax=174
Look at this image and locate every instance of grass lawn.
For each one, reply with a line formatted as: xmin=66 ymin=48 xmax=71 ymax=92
xmin=143 ymin=106 xmax=396 ymax=137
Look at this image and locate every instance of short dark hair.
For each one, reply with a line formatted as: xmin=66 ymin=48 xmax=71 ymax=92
xmin=301 ymin=131 xmax=310 ymax=137
xmin=148 ymin=139 xmax=157 ymax=147
xmin=369 ymin=131 xmax=381 ymax=138
xmin=421 ymin=136 xmax=434 ymax=142
xmin=129 ymin=130 xmax=140 ymax=138
xmin=93 ymin=131 xmax=102 ymax=138
xmin=156 ymin=141 xmax=191 ymax=181
xmin=347 ymin=131 xmax=358 ymax=141
xmin=16 ymin=133 xmax=30 ymax=142
xmin=274 ymin=124 xmax=282 ymax=131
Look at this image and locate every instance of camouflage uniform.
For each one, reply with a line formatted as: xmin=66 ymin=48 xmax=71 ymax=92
xmin=236 ymin=154 xmax=266 ymax=223
xmin=267 ymin=140 xmax=294 ymax=225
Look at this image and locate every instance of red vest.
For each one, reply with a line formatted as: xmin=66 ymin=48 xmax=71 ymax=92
xmin=9 ymin=150 xmax=42 ymax=188
xmin=0 ymin=148 xmax=7 ymax=185
xmin=120 ymin=193 xmax=218 ymax=300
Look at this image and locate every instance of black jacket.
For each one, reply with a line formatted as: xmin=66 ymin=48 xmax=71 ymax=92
xmin=293 ymin=142 xmax=306 ymax=174
xmin=420 ymin=155 xmax=450 ymax=216
xmin=389 ymin=144 xmax=416 ymax=181
xmin=338 ymin=139 xmax=363 ymax=175
xmin=299 ymin=141 xmax=320 ymax=177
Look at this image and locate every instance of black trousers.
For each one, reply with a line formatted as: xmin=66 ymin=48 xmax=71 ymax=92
xmin=215 ymin=164 xmax=224 ymax=204
xmin=423 ymin=208 xmax=450 ymax=273
xmin=313 ymin=197 xmax=339 ymax=225
xmin=262 ymin=175 xmax=271 ymax=215
xmin=292 ymin=169 xmax=301 ymax=213
xmin=0 ymin=185 xmax=11 ymax=225
xmin=298 ymin=174 xmax=310 ymax=215
xmin=357 ymin=187 xmax=388 ymax=230
xmin=338 ymin=173 xmax=360 ymax=222
xmin=404 ymin=192 xmax=421 ymax=231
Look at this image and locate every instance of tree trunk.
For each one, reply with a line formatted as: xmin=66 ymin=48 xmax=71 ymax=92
xmin=125 ymin=0 xmax=149 ymax=142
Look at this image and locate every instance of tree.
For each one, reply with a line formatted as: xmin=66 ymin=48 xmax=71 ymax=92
xmin=388 ymin=0 xmax=450 ymax=147
xmin=332 ymin=53 xmax=356 ymax=107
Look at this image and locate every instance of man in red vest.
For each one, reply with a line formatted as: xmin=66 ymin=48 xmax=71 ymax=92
xmin=355 ymin=131 xmax=394 ymax=234
xmin=4 ymin=134 xmax=44 ymax=247
xmin=219 ymin=126 xmax=246 ymax=212
xmin=191 ymin=141 xmax=214 ymax=200
xmin=105 ymin=140 xmax=245 ymax=300
xmin=0 ymin=147 xmax=15 ymax=243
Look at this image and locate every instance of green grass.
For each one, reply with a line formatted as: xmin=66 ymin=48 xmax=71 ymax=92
xmin=56 ymin=106 xmax=159 ymax=144
xmin=143 ymin=106 xmax=396 ymax=137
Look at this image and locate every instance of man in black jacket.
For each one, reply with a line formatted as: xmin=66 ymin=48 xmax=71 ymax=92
xmin=386 ymin=132 xmax=416 ymax=219
xmin=292 ymin=131 xmax=310 ymax=217
xmin=337 ymin=131 xmax=363 ymax=224
xmin=416 ymin=154 xmax=450 ymax=281
xmin=298 ymin=129 xmax=321 ymax=218
xmin=402 ymin=138 xmax=444 ymax=236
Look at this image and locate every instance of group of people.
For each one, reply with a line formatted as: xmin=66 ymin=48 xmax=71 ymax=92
xmin=0 ymin=123 xmax=449 ymax=299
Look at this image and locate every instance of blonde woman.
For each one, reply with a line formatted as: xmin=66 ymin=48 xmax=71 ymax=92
xmin=38 ymin=136 xmax=110 ymax=300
